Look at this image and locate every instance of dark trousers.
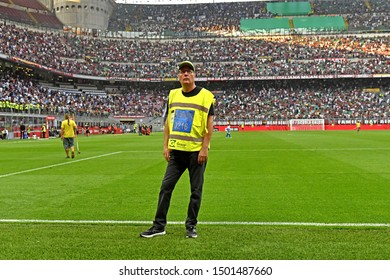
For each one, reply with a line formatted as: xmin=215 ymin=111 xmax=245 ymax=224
xmin=153 ymin=150 xmax=206 ymax=229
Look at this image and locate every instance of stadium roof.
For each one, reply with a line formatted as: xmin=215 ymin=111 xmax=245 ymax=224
xmin=116 ymin=0 xmax=272 ymax=5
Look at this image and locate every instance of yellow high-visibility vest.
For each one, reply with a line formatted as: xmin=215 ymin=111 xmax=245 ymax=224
xmin=167 ymin=88 xmax=214 ymax=152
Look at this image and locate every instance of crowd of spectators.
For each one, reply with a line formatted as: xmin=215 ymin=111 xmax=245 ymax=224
xmin=1 ymin=0 xmax=388 ymax=34
xmin=107 ymin=0 xmax=390 ymax=34
xmin=1 ymin=23 xmax=389 ymax=80
xmin=213 ymin=79 xmax=390 ymax=122
xmin=107 ymin=1 xmax=268 ymax=34
xmin=0 ymin=71 xmax=165 ymax=118
xmin=1 ymin=70 xmax=389 ymax=124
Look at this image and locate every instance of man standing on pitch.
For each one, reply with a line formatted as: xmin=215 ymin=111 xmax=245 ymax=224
xmin=60 ymin=113 xmax=78 ymax=158
xmin=20 ymin=123 xmax=26 ymax=139
xmin=140 ymin=61 xmax=215 ymax=239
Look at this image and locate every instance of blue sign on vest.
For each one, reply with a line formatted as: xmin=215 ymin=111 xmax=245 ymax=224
xmin=173 ymin=109 xmax=194 ymax=133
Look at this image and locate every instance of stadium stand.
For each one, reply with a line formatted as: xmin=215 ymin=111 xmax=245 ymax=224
xmin=5 ymin=0 xmax=46 ymax=11
xmin=0 ymin=6 xmax=35 ymax=25
xmin=107 ymin=0 xmax=389 ymax=35
xmin=0 ymin=0 xmax=62 ymax=29
xmin=30 ymin=11 xmax=64 ymax=29
xmin=266 ymin=1 xmax=312 ymax=16
xmin=0 ymin=0 xmax=389 ymax=135
xmin=240 ymin=18 xmax=290 ymax=33
xmin=292 ymin=16 xmax=347 ymax=32
xmin=1 ymin=69 xmax=389 ymax=125
xmin=1 ymin=22 xmax=388 ymax=80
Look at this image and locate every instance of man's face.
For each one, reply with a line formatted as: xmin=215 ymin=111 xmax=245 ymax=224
xmin=178 ymin=66 xmax=195 ymax=85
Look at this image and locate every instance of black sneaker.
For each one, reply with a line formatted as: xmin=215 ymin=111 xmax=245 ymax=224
xmin=140 ymin=226 xmax=166 ymax=238
xmin=186 ymin=226 xmax=197 ymax=238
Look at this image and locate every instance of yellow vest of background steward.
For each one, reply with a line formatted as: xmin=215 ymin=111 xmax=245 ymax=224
xmin=167 ymin=88 xmax=214 ymax=152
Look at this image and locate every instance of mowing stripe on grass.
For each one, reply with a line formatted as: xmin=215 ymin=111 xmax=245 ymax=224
xmin=0 ymin=219 xmax=389 ymax=227
xmin=0 ymin=151 xmax=123 ymax=178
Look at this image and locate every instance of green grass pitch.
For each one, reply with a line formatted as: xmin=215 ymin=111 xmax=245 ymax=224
xmin=0 ymin=130 xmax=389 ymax=260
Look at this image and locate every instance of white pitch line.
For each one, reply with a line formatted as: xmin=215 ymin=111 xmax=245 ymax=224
xmin=0 ymin=151 xmax=123 ymax=178
xmin=201 ymin=221 xmax=390 ymax=227
xmin=0 ymin=219 xmax=389 ymax=227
